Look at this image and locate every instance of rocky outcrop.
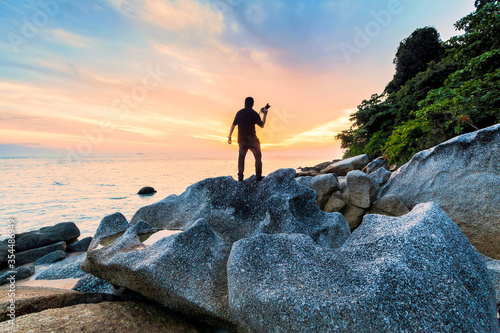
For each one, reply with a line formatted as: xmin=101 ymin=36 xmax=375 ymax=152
xmin=82 ymin=169 xmax=350 ymax=327
xmin=320 ymin=154 xmax=369 ymax=176
xmin=380 ymin=124 xmax=500 ymax=258
xmin=0 ymin=266 xmax=35 ymax=286
xmin=7 ymin=222 xmax=80 ymax=253
xmin=366 ymin=194 xmax=410 ymax=217
xmin=0 ymin=300 xmax=213 ymax=332
xmin=227 ymin=203 xmax=497 ymax=332
xmin=0 ymin=286 xmax=119 ymax=323
xmin=34 ymin=250 xmax=67 ymax=265
xmin=130 ymin=169 xmax=350 ymax=248
xmin=15 ymin=241 xmax=66 ymax=266
xmin=83 ymin=219 xmax=234 ymax=327
xmin=310 ymin=174 xmax=339 ymax=208
xmin=344 ymin=170 xmax=379 ymax=209
xmin=36 ymin=254 xmax=87 ymax=280
xmin=362 ymin=156 xmax=387 ymax=174
xmin=369 ymin=166 xmax=391 ymax=186
xmin=66 ymin=237 xmax=92 ymax=252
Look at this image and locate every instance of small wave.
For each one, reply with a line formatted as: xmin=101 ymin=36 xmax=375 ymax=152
xmin=99 ymin=184 xmax=116 ymax=187
xmin=52 ymin=181 xmax=66 ymax=186
xmin=110 ymin=197 xmax=128 ymax=200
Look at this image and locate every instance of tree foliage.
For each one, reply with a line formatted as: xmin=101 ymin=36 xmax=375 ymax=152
xmin=336 ymin=1 xmax=500 ymax=165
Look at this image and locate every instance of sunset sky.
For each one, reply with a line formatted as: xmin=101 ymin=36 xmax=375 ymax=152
xmin=0 ymin=0 xmax=475 ymax=158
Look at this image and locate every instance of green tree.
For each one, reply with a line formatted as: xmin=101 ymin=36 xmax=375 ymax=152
xmin=385 ymin=27 xmax=444 ymax=94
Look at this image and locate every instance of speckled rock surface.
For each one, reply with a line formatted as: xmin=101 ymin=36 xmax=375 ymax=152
xmin=369 ymin=166 xmax=391 ymax=186
xmin=36 ymin=254 xmax=87 ymax=280
xmin=82 ymin=169 xmax=350 ymax=328
xmin=227 ymin=203 xmax=497 ymax=332
xmin=72 ymin=274 xmax=116 ymax=294
xmin=34 ymin=250 xmax=67 ymax=265
xmin=130 ymin=169 xmax=350 ymax=249
xmin=366 ymin=194 xmax=410 ymax=217
xmin=82 ymin=219 xmax=235 ymax=328
xmin=345 ymin=170 xmax=379 ymax=209
xmin=0 ymin=285 xmax=119 ymax=322
xmin=94 ymin=212 xmax=130 ymax=239
xmin=66 ymin=236 xmax=93 ymax=252
xmin=310 ymin=173 xmax=339 ymax=208
xmin=0 ymin=266 xmax=35 ymax=286
xmin=481 ymin=254 xmax=500 ymax=304
xmin=380 ymin=124 xmax=500 ymax=258
xmin=0 ymin=300 xmax=216 ymax=333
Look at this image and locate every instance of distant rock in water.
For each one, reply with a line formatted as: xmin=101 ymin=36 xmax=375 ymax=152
xmin=138 ymin=186 xmax=156 ymax=195
xmin=380 ymin=124 xmax=500 ymax=259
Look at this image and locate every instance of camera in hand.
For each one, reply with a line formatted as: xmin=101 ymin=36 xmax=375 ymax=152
xmin=260 ymin=103 xmax=271 ymax=114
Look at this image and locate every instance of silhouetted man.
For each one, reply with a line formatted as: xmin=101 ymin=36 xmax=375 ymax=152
xmin=228 ymin=97 xmax=268 ymax=181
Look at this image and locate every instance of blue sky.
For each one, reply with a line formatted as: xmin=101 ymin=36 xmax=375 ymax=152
xmin=0 ymin=0 xmax=476 ymax=156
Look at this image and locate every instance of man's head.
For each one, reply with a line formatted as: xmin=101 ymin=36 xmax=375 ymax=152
xmin=245 ymin=97 xmax=254 ymax=108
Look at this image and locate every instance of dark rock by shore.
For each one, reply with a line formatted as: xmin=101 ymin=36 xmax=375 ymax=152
xmin=66 ymin=237 xmax=92 ymax=253
xmin=7 ymin=222 xmax=80 ymax=253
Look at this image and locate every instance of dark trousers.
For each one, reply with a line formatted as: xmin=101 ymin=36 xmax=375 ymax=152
xmin=238 ymin=137 xmax=262 ymax=180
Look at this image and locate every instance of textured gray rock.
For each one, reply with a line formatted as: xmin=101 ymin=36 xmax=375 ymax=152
xmin=130 ymin=169 xmax=350 ymax=248
xmin=320 ymin=154 xmax=369 ymax=176
xmin=295 ymin=176 xmax=312 ymax=188
xmin=310 ymin=173 xmax=339 ymax=208
xmin=83 ymin=218 xmax=234 ymax=326
xmin=83 ymin=169 xmax=350 ymax=327
xmin=66 ymin=237 xmax=93 ymax=253
xmin=369 ymin=167 xmax=391 ymax=186
xmin=34 ymin=250 xmax=67 ymax=265
xmin=323 ymin=192 xmax=346 ymax=213
xmin=481 ymin=254 xmax=500 ymax=304
xmin=363 ymin=156 xmax=387 ymax=174
xmin=72 ymin=274 xmax=116 ymax=294
xmin=36 ymin=253 xmax=87 ymax=280
xmin=341 ymin=204 xmax=365 ymax=230
xmin=366 ymin=194 xmax=410 ymax=217
xmin=227 ymin=203 xmax=497 ymax=332
xmin=380 ymin=124 xmax=500 ymax=258
xmin=3 ymin=222 xmax=79 ymax=253
xmin=16 ymin=241 xmax=66 ymax=266
xmin=345 ymin=170 xmax=380 ymax=209
xmin=94 ymin=212 xmax=130 ymax=239
xmin=0 ymin=266 xmax=35 ymax=285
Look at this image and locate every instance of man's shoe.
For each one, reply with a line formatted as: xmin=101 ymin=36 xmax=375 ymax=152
xmin=256 ymin=175 xmax=264 ymax=181
xmin=238 ymin=176 xmax=244 ymax=182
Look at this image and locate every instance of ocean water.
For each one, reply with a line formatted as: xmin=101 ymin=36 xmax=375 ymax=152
xmin=0 ymin=153 xmax=327 ymax=239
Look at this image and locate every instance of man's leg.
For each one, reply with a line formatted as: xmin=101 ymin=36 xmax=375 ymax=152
xmin=249 ymin=138 xmax=262 ymax=180
xmin=238 ymin=143 xmax=248 ymax=181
